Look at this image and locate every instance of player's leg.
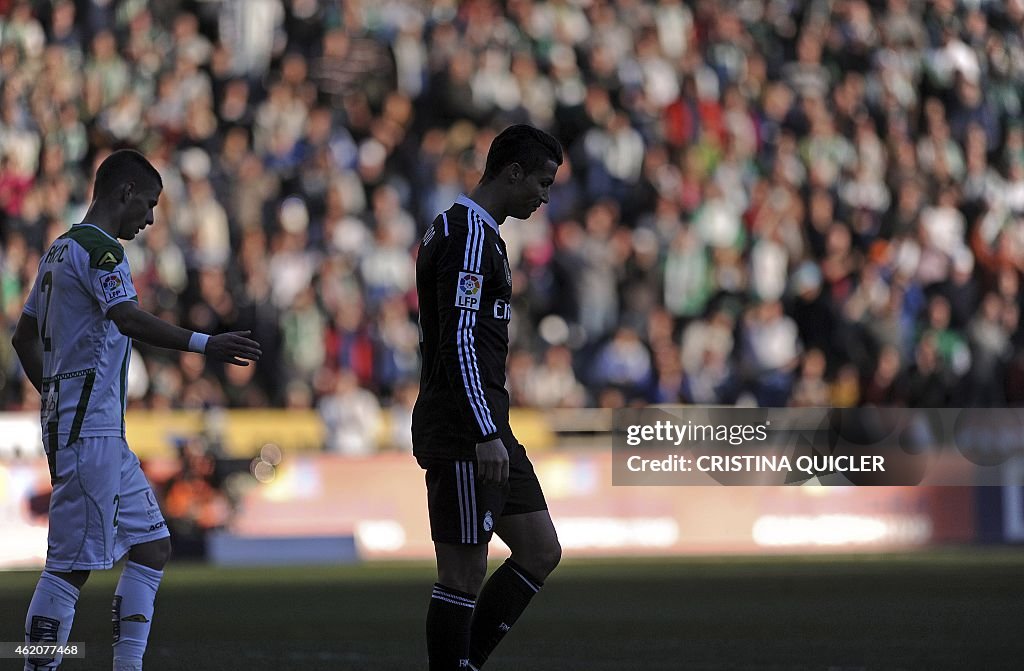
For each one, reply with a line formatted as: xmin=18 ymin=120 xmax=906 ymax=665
xmin=126 ymin=538 xmax=172 ymax=569
xmin=25 ymin=440 xmax=120 ymax=671
xmin=435 ymin=540 xmax=489 ymax=594
xmin=424 ymin=459 xmax=501 ymax=670
xmin=23 ymin=570 xmax=89 ymax=671
xmin=111 ymin=440 xmax=172 ymax=671
xmin=36 ymin=569 xmax=91 ymax=589
xmin=430 ymin=542 xmax=488 ymax=670
xmin=493 ymin=508 xmax=561 ymax=582
xmin=469 ymin=449 xmax=559 ymax=669
xmin=468 ymin=510 xmax=560 ymax=669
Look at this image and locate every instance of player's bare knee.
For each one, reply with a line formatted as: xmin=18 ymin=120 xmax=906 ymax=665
xmin=514 ymin=538 xmax=561 ymax=580
xmin=48 ymin=569 xmax=90 ymax=590
xmin=543 ymin=538 xmax=562 ymax=574
xmin=435 ymin=542 xmax=488 ymax=593
xmin=437 ymin=557 xmax=487 ymax=594
xmin=438 ymin=564 xmax=487 ymax=594
xmin=537 ymin=540 xmax=562 ymax=577
xmin=128 ymin=537 xmax=172 ymax=570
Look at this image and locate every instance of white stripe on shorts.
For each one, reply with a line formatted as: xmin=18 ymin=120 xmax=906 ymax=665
xmin=454 ymin=460 xmax=478 ymax=544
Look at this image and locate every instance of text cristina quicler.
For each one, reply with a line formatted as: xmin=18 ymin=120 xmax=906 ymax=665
xmin=626 ymin=454 xmax=885 ymax=473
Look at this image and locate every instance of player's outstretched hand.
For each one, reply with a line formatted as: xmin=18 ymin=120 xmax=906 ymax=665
xmin=205 ymin=330 xmax=262 ymax=366
xmin=476 ymin=437 xmax=510 ymax=486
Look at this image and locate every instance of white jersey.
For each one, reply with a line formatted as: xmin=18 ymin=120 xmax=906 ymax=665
xmin=23 ymin=224 xmax=138 ymax=450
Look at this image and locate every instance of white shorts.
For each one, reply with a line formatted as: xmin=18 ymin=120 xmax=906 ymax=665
xmin=45 ymin=437 xmax=170 ymax=571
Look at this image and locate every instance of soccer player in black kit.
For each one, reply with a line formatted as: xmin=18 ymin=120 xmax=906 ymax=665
xmin=413 ymin=125 xmax=563 ymax=670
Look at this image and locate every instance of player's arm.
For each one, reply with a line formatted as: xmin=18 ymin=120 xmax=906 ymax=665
xmin=106 ymin=302 xmax=261 ymax=366
xmin=435 ymin=223 xmax=509 ymax=484
xmin=11 ymin=313 xmax=43 ymax=394
xmin=81 ymin=241 xmax=261 ymax=365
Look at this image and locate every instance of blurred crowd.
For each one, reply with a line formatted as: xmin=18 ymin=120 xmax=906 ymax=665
xmin=3 ymin=0 xmax=1024 ymax=453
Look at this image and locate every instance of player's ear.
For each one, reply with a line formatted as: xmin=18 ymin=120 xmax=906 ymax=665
xmin=121 ymin=181 xmax=135 ymax=204
xmin=508 ymin=163 xmax=523 ymax=183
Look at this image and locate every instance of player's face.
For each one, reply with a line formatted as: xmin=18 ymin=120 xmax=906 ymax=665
xmin=512 ymin=159 xmax=558 ymax=219
xmin=118 ymin=182 xmax=161 ymax=240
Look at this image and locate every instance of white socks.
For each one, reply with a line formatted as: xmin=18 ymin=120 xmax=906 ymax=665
xmin=24 ymin=571 xmax=80 ymax=671
xmin=112 ymin=561 xmax=163 ymax=671
xmin=24 ymin=562 xmax=164 ymax=671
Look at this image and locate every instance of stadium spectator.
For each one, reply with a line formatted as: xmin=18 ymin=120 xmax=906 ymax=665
xmin=318 ymin=368 xmax=381 ymax=456
xmin=790 ymin=349 xmax=831 ymax=408
xmin=162 ymin=438 xmax=231 ymax=557
xmin=592 ymin=326 xmax=654 ymax=401
xmin=861 ymin=344 xmax=903 ymax=406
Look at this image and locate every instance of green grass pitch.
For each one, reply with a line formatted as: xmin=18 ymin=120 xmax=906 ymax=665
xmin=1 ymin=549 xmax=1022 ymax=670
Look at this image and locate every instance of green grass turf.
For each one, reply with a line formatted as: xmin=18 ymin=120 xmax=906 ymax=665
xmin=1 ymin=548 xmax=1022 ymax=670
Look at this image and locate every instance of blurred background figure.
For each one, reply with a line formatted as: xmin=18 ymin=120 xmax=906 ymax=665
xmin=318 ymin=368 xmax=381 ymax=456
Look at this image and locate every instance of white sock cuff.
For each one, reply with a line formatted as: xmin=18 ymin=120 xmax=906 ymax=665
xmin=123 ymin=561 xmax=164 ymax=588
xmin=39 ymin=571 xmax=81 ymax=602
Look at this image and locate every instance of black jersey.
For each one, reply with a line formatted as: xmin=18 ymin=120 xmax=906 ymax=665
xmin=413 ymin=195 xmax=515 ymax=462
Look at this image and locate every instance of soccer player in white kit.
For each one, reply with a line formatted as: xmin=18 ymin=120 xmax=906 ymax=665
xmin=11 ymin=150 xmax=262 ymax=671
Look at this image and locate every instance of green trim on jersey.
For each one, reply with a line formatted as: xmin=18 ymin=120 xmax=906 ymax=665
xmin=67 ymin=369 xmax=96 ymax=446
xmin=62 ymin=225 xmax=125 ymax=271
xmin=119 ymin=343 xmax=130 ymax=437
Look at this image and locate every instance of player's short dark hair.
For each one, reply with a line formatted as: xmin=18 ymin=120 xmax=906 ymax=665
xmin=482 ymin=124 xmax=563 ymax=182
xmin=94 ymin=149 xmax=163 ymax=198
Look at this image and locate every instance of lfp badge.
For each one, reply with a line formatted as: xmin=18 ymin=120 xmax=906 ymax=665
xmin=455 ymin=271 xmax=483 ymax=310
xmin=100 ymin=271 xmax=127 ymax=302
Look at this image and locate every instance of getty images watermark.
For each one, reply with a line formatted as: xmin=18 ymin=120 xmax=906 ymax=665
xmin=612 ymin=407 xmax=1024 ymax=486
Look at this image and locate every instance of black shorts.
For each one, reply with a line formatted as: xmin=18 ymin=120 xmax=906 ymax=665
xmin=421 ymin=444 xmax=548 ymax=545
